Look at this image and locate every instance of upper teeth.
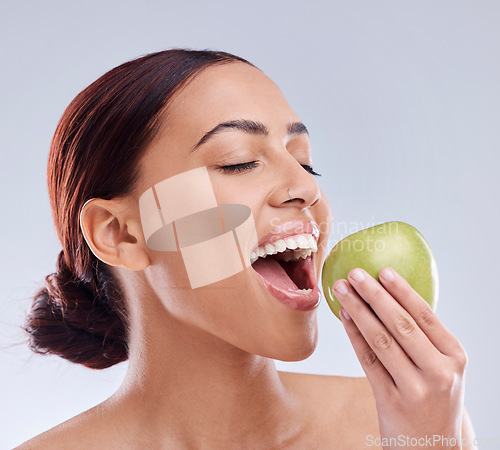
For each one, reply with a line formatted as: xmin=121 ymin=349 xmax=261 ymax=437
xmin=250 ymin=234 xmax=318 ymax=264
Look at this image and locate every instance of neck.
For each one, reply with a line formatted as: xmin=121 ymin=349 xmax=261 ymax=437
xmin=111 ymin=288 xmax=302 ymax=446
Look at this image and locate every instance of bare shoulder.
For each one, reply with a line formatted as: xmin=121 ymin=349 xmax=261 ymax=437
xmin=16 ymin=401 xmax=119 ymax=449
xmin=278 ymin=371 xmax=381 ymax=448
xmin=278 ymin=370 xmax=377 ymax=416
xmin=278 ymin=371 xmax=477 ymax=450
xmin=279 ymin=369 xmax=368 ymax=391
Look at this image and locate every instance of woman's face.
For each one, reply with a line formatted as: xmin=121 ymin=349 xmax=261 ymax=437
xmin=134 ymin=62 xmax=332 ymax=361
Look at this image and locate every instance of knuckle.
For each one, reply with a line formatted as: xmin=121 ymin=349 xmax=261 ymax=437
xmin=372 ymin=330 xmax=393 ymax=350
xmin=360 ymin=348 xmax=378 ymax=367
xmin=427 ymin=360 xmax=458 ymax=394
xmin=408 ymin=382 xmax=429 ymax=404
xmin=454 ymin=347 xmax=468 ymax=370
xmin=418 ymin=306 xmax=437 ymax=328
xmin=349 ymin=301 xmax=365 ymax=318
xmin=370 ymin=284 xmax=386 ymax=305
xmin=394 ymin=314 xmax=416 ymax=337
xmin=433 ymin=371 xmax=456 ymax=394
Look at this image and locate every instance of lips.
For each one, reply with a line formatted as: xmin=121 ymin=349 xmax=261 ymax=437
xmin=250 ymin=220 xmax=321 ymax=311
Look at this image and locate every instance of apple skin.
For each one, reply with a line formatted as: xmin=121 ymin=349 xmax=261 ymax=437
xmin=321 ymin=221 xmax=439 ymax=320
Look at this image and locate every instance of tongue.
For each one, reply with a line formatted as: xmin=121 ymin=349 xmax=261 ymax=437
xmin=252 ymin=258 xmax=299 ymax=290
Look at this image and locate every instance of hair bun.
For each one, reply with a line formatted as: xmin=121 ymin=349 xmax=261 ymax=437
xmin=25 ymin=251 xmax=128 ymax=369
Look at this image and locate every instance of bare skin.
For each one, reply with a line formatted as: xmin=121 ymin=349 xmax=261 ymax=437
xmin=19 ymin=62 xmax=476 ymax=449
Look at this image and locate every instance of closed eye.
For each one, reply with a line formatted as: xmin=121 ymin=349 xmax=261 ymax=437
xmin=218 ymin=161 xmax=321 ymax=176
xmin=218 ymin=161 xmax=259 ymax=173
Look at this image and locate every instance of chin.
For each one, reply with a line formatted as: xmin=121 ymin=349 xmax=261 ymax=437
xmin=278 ymin=341 xmax=317 ymax=362
xmin=263 ymin=316 xmax=319 ymax=362
xmin=274 ymin=342 xmax=318 ymax=363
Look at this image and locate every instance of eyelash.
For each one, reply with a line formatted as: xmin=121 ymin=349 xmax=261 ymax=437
xmin=218 ymin=161 xmax=259 ymax=173
xmin=218 ymin=161 xmax=321 ymax=176
xmin=301 ymin=164 xmax=322 ymax=176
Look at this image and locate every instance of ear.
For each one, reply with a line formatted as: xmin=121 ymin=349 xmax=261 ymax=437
xmin=79 ymin=197 xmax=151 ymax=271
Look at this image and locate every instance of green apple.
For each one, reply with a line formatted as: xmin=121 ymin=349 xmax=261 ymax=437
xmin=321 ymin=221 xmax=438 ymax=320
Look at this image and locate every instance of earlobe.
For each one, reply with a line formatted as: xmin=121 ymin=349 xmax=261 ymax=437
xmin=79 ymin=198 xmax=151 ymax=271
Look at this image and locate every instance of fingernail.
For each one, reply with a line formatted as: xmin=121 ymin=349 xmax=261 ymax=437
xmin=380 ymin=267 xmax=394 ymax=281
xmin=334 ymin=281 xmax=348 ymax=296
xmin=341 ymin=308 xmax=351 ymax=321
xmin=350 ymin=268 xmax=365 ymax=282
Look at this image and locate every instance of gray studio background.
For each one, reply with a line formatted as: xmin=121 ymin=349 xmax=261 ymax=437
xmin=1 ymin=1 xmax=499 ymax=447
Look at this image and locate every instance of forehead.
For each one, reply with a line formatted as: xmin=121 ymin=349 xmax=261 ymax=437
xmin=137 ymin=62 xmax=301 ymax=193
xmin=156 ymin=62 xmax=299 ymax=144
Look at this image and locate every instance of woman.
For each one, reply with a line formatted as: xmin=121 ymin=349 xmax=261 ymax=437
xmin=20 ymin=49 xmax=475 ymax=448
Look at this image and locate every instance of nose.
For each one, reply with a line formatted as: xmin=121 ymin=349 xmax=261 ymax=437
xmin=267 ymin=155 xmax=321 ymax=211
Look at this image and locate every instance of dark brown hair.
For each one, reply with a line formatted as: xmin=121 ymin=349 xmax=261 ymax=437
xmin=24 ymin=49 xmax=252 ymax=369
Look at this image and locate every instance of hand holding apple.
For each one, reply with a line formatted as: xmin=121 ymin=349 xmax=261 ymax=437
xmin=322 ymin=222 xmax=469 ymax=446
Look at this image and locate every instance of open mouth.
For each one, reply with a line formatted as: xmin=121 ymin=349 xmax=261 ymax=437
xmin=251 ymin=234 xmax=320 ymax=310
xmin=252 ymin=249 xmax=314 ymax=291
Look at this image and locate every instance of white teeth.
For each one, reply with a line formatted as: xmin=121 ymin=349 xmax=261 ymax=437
xmin=284 ymin=237 xmax=299 ymax=250
xmin=306 ymin=234 xmax=318 ymax=251
xmin=250 ymin=251 xmax=257 ymax=263
xmin=264 ymin=243 xmax=277 ymax=256
xmin=287 ymin=288 xmax=312 ymax=294
xmin=296 ymin=234 xmax=310 ymax=249
xmin=274 ymin=239 xmax=287 ymax=252
xmin=300 ymin=249 xmax=313 ymax=259
xmin=251 ymin=233 xmax=318 ymax=264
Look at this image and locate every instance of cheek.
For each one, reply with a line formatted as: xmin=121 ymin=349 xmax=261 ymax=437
xmin=317 ymin=196 xmax=333 ymax=244
xmin=139 ymin=166 xmax=258 ymax=291
xmin=208 ymin=173 xmax=263 ymax=206
xmin=311 ymin=195 xmax=333 ymax=279
xmin=316 ymin=194 xmax=333 ymax=246
xmin=318 ymin=191 xmax=333 ymax=231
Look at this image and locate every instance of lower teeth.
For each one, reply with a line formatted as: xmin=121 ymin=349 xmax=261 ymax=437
xmin=287 ymin=288 xmax=312 ymax=293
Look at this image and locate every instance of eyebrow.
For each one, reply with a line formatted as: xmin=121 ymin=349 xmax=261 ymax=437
xmin=192 ymin=119 xmax=309 ymax=151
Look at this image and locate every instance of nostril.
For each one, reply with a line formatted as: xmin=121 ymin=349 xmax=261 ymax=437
xmin=310 ymin=197 xmax=320 ymax=208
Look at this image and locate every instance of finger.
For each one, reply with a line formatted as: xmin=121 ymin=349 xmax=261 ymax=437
xmin=339 ymin=308 xmax=396 ymax=394
xmin=378 ymin=267 xmax=466 ymax=358
xmin=333 ymin=279 xmax=419 ymax=390
xmin=346 ymin=268 xmax=442 ymax=371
